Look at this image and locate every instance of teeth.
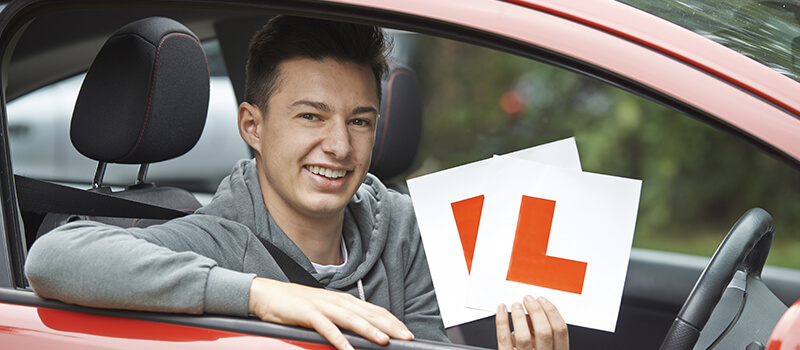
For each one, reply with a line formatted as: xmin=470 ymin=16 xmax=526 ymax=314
xmin=308 ymin=166 xmax=346 ymax=179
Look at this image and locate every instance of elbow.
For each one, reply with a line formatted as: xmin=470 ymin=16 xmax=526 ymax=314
xmin=25 ymin=232 xmax=64 ymax=296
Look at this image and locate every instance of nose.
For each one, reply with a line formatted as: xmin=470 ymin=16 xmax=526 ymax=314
xmin=321 ymin=119 xmax=352 ymax=160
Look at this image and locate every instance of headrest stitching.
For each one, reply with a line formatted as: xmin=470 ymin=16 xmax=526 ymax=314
xmin=113 ymin=33 xmax=202 ymax=163
xmin=373 ymin=69 xmax=411 ymax=169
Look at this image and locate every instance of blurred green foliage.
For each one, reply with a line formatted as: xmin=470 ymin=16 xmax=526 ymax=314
xmin=408 ymin=35 xmax=800 ymax=268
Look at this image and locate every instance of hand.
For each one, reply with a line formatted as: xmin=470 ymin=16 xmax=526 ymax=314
xmin=248 ymin=277 xmax=414 ymax=350
xmin=495 ymin=295 xmax=569 ymax=350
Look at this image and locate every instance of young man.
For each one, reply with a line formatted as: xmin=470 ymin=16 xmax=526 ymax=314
xmin=25 ymin=16 xmax=567 ymax=350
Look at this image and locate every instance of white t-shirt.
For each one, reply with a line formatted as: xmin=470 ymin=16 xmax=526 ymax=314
xmin=311 ymin=238 xmax=347 ymax=274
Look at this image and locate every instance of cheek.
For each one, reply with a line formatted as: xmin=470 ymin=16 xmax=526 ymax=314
xmin=354 ymin=134 xmax=376 ymax=162
xmin=262 ymin=123 xmax=302 ymax=152
xmin=260 ymin=131 xmax=296 ymax=169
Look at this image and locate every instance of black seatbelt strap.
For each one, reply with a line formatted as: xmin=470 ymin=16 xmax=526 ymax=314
xmin=15 ymin=175 xmax=187 ymax=219
xmin=255 ymin=235 xmax=324 ymax=288
xmin=16 ymin=174 xmax=322 ymax=288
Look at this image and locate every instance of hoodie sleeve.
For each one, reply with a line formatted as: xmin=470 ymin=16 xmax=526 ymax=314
xmin=25 ymin=218 xmax=256 ymax=316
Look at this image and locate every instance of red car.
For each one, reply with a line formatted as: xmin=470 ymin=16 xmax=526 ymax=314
xmin=1 ymin=0 xmax=799 ymax=349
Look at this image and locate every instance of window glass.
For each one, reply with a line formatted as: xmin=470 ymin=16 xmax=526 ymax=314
xmin=406 ymin=35 xmax=800 ymax=268
xmin=619 ymin=0 xmax=800 ymax=84
xmin=7 ymin=40 xmax=249 ymax=194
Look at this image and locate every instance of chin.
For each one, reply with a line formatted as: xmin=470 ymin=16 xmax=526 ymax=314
xmin=300 ymin=197 xmax=351 ymax=217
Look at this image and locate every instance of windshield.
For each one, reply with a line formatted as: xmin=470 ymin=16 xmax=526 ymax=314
xmin=619 ymin=0 xmax=800 ymax=82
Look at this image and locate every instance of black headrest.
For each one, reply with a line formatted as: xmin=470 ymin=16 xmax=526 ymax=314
xmin=369 ymin=63 xmax=423 ymax=180
xmin=70 ymin=17 xmax=209 ymax=164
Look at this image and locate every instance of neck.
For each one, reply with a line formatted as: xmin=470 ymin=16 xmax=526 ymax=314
xmin=272 ymin=207 xmax=344 ymax=265
xmin=256 ymin=164 xmax=345 ymax=266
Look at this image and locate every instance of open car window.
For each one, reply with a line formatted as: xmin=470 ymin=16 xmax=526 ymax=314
xmin=7 ymin=11 xmax=799 ymax=269
xmin=406 ymin=35 xmax=800 ymax=269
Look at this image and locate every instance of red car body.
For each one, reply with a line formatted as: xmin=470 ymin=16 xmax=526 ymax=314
xmin=1 ymin=302 xmax=334 ymax=349
xmin=0 ymin=0 xmax=798 ymax=349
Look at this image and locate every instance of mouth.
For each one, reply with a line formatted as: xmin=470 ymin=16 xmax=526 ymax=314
xmin=306 ymin=165 xmax=348 ymax=180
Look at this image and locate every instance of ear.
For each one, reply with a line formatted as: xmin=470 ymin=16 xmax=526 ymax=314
xmin=238 ymin=102 xmax=263 ymax=154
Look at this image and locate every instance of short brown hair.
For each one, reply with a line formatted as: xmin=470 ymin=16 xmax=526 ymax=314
xmin=244 ymin=15 xmax=391 ymax=112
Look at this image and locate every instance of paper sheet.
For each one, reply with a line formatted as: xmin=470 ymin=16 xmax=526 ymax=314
xmin=465 ymin=156 xmax=641 ymax=332
xmin=407 ymin=138 xmax=581 ymax=327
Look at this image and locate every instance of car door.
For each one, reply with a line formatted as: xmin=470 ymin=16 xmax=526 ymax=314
xmin=0 ymin=1 xmax=798 ymax=350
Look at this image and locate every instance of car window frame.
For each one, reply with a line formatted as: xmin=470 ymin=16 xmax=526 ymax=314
xmin=0 ymin=0 xmax=794 ymax=296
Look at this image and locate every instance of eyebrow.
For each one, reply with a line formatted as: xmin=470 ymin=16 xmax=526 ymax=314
xmin=352 ymin=106 xmax=379 ymax=116
xmin=290 ymin=99 xmax=378 ymax=116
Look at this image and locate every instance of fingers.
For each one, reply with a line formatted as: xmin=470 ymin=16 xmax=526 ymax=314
xmin=524 ymin=295 xmax=553 ymax=349
xmin=307 ymin=303 xmax=390 ymax=350
xmin=308 ymin=315 xmax=355 ymax=350
xmin=495 ymin=304 xmax=513 ymax=350
xmin=511 ymin=302 xmax=533 ymax=349
xmin=537 ymin=297 xmax=569 ymax=350
xmin=495 ymin=296 xmax=570 ymax=350
xmin=523 ymin=295 xmax=569 ymax=350
xmin=347 ymin=297 xmax=414 ymax=341
xmin=248 ymin=278 xmax=413 ymax=350
xmin=326 ymin=298 xmax=410 ymax=345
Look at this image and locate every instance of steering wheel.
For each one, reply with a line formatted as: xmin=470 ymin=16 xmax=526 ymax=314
xmin=659 ymin=208 xmax=787 ymax=350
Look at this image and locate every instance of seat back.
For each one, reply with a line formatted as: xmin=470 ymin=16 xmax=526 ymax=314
xmin=370 ymin=62 xmax=423 ymax=192
xmin=37 ymin=17 xmax=209 ymax=235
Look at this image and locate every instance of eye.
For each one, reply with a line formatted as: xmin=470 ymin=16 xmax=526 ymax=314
xmin=299 ymin=113 xmax=320 ymax=121
xmin=349 ymin=118 xmax=372 ymax=127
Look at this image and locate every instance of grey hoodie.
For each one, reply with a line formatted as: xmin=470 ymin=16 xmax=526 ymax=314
xmin=25 ymin=159 xmax=448 ymax=342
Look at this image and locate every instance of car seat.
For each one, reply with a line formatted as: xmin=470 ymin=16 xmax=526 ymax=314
xmin=35 ymin=16 xmax=209 ymax=237
xmin=369 ymin=62 xmax=423 ymax=193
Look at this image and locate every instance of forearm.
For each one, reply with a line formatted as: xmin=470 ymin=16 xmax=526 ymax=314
xmin=25 ymin=221 xmax=254 ymax=315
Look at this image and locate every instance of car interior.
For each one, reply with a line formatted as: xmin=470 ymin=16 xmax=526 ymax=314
xmin=9 ymin=9 xmax=452 ymax=350
xmin=30 ymin=16 xmax=207 ymax=236
xmin=1 ymin=2 xmax=800 ymax=350
xmin=19 ymin=13 xmax=425 ymax=237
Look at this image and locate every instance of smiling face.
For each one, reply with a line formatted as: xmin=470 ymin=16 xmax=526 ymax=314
xmin=240 ymin=57 xmax=379 ymax=222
